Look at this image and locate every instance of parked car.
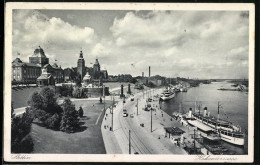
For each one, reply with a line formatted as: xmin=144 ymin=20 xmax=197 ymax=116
xmin=130 ymin=114 xmax=134 ymax=118
xmin=123 ymin=109 xmax=127 ymax=112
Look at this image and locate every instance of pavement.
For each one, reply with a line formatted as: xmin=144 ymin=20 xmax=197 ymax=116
xmin=101 ymin=88 xmax=188 ymax=154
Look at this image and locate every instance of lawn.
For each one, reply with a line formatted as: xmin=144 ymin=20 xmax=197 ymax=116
xmin=12 ymin=86 xmax=45 ymax=109
xmin=31 ymin=100 xmax=114 ymax=154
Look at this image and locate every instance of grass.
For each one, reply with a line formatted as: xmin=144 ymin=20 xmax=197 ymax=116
xmin=31 ymin=100 xmax=114 ymax=154
xmin=12 ymin=86 xmax=45 ymax=109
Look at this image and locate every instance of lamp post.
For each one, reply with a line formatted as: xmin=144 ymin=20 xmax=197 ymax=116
xmin=111 ymin=95 xmax=114 ymax=131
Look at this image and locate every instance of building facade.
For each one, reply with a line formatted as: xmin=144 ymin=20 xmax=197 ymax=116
xmin=12 ymin=58 xmax=41 ymax=84
xmin=12 ymin=46 xmax=64 ymax=86
xmin=75 ymin=51 xmax=108 ymax=81
xmin=29 ymin=46 xmax=49 ymax=67
xmin=77 ymin=51 xmax=86 ymax=80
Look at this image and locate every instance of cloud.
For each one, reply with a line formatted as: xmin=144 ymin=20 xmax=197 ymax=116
xmin=12 ymin=10 xmax=97 ymax=63
xmin=12 ymin=10 xmax=249 ymax=79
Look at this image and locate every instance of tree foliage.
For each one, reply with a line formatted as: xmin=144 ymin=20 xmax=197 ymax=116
xmin=60 ymin=98 xmax=80 ymax=133
xmin=27 ymin=91 xmax=43 ymax=110
xmin=11 ymin=108 xmax=34 ymax=153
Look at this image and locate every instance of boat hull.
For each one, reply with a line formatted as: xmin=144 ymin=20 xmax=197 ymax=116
xmin=219 ymin=132 xmax=245 ymax=146
xmin=160 ymin=93 xmax=175 ymax=100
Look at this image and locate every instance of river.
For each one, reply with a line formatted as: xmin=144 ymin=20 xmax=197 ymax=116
xmin=160 ymin=81 xmax=248 ymax=154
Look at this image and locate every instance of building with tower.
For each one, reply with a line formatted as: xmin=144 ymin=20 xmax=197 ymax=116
xmin=77 ymin=51 xmax=86 ymax=80
xmin=75 ymin=51 xmax=108 ymax=82
xmin=29 ymin=46 xmax=49 ymax=67
xmin=12 ymin=46 xmax=64 ymax=86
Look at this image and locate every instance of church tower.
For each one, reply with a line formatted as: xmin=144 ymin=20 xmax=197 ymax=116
xmin=93 ymin=58 xmax=100 ymax=79
xmin=77 ymin=51 xmax=85 ymax=80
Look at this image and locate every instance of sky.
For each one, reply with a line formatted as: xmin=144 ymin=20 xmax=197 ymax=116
xmin=12 ymin=10 xmax=249 ymax=79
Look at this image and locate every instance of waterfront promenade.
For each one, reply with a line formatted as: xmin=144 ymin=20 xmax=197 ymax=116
xmin=101 ymin=88 xmax=188 ymax=154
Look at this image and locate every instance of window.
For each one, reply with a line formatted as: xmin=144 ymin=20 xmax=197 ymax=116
xmin=13 ymin=69 xmax=16 ymax=74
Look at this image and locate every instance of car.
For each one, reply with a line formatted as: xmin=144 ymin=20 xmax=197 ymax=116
xmin=130 ymin=98 xmax=134 ymax=101
xmin=123 ymin=113 xmax=128 ymax=117
xmin=130 ymin=114 xmax=134 ymax=118
xmin=123 ymin=109 xmax=127 ymax=112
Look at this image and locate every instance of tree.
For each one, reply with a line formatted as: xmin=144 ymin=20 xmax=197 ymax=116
xmin=78 ymin=106 xmax=84 ymax=117
xmin=27 ymin=91 xmax=43 ymax=110
xmin=40 ymin=87 xmax=56 ymax=111
xmin=44 ymin=113 xmax=61 ymax=130
xmin=11 ymin=107 xmax=34 ymax=153
xmin=60 ymin=98 xmax=80 ymax=133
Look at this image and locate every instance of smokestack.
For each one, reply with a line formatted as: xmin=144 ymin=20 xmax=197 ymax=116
xmin=203 ymin=107 xmax=207 ymax=117
xmin=142 ymin=72 xmax=144 ymax=77
xmin=149 ymin=66 xmax=151 ymax=77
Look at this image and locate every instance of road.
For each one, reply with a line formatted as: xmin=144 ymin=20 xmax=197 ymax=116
xmin=107 ymin=89 xmax=173 ymax=154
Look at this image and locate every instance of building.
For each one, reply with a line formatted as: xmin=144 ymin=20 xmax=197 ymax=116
xmin=12 ymin=46 xmax=64 ymax=86
xmin=29 ymin=46 xmax=49 ymax=67
xmin=37 ymin=68 xmax=55 ymax=86
xmin=77 ymin=51 xmax=86 ymax=80
xmin=75 ymin=51 xmax=108 ymax=81
xmin=12 ymin=58 xmax=41 ymax=84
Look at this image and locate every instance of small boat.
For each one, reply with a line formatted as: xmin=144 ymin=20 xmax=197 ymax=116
xmin=218 ymin=129 xmax=245 ymax=146
xmin=160 ymin=89 xmax=175 ymax=101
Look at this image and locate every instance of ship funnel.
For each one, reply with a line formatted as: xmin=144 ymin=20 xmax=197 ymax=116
xmin=188 ymin=108 xmax=192 ymax=118
xmin=203 ymin=107 xmax=207 ymax=117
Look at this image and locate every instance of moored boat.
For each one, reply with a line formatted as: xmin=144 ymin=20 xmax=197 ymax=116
xmin=160 ymin=89 xmax=175 ymax=101
xmin=192 ymin=103 xmax=245 ymax=146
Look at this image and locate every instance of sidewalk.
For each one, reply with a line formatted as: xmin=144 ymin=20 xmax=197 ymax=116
xmin=101 ymin=89 xmax=188 ymax=154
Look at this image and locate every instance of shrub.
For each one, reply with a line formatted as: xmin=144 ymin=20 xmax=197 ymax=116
xmin=27 ymin=91 xmax=43 ymax=110
xmin=60 ymin=98 xmax=80 ymax=133
xmin=78 ymin=106 xmax=84 ymax=117
xmin=11 ymin=107 xmax=34 ymax=153
xmin=44 ymin=113 xmax=61 ymax=130
xmin=40 ymin=87 xmax=57 ymax=111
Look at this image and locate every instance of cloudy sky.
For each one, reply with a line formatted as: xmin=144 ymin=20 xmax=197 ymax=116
xmin=12 ymin=10 xmax=249 ymax=79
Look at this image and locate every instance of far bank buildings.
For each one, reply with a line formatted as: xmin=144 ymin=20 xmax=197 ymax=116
xmin=12 ymin=46 xmax=108 ymax=86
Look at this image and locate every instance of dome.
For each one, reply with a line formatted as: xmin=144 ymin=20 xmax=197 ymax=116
xmin=32 ymin=46 xmax=46 ymax=57
xmin=83 ymin=72 xmax=91 ymax=81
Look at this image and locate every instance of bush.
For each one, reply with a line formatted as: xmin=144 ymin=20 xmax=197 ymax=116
xmin=44 ymin=113 xmax=61 ymax=130
xmin=27 ymin=92 xmax=43 ymax=110
xmin=60 ymin=98 xmax=80 ymax=133
xmin=11 ymin=108 xmax=34 ymax=153
xmin=40 ymin=87 xmax=57 ymax=111
xmin=78 ymin=106 xmax=84 ymax=117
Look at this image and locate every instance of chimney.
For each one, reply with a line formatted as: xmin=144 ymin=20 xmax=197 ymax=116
xmin=188 ymin=108 xmax=192 ymax=118
xmin=203 ymin=107 xmax=207 ymax=117
xmin=142 ymin=72 xmax=144 ymax=77
xmin=149 ymin=66 xmax=151 ymax=78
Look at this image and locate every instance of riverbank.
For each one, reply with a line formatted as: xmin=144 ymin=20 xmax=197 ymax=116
xmin=101 ymin=88 xmax=188 ymax=154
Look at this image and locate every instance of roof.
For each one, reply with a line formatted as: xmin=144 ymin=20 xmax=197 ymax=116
xmin=37 ymin=74 xmax=52 ymax=80
xmin=188 ymin=120 xmax=213 ymax=132
xmin=12 ymin=58 xmax=41 ymax=68
xmin=164 ymin=127 xmax=185 ymax=135
xmin=32 ymin=46 xmax=46 ymax=58
xmin=193 ymin=113 xmax=230 ymax=125
xmin=52 ymin=63 xmax=59 ymax=69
